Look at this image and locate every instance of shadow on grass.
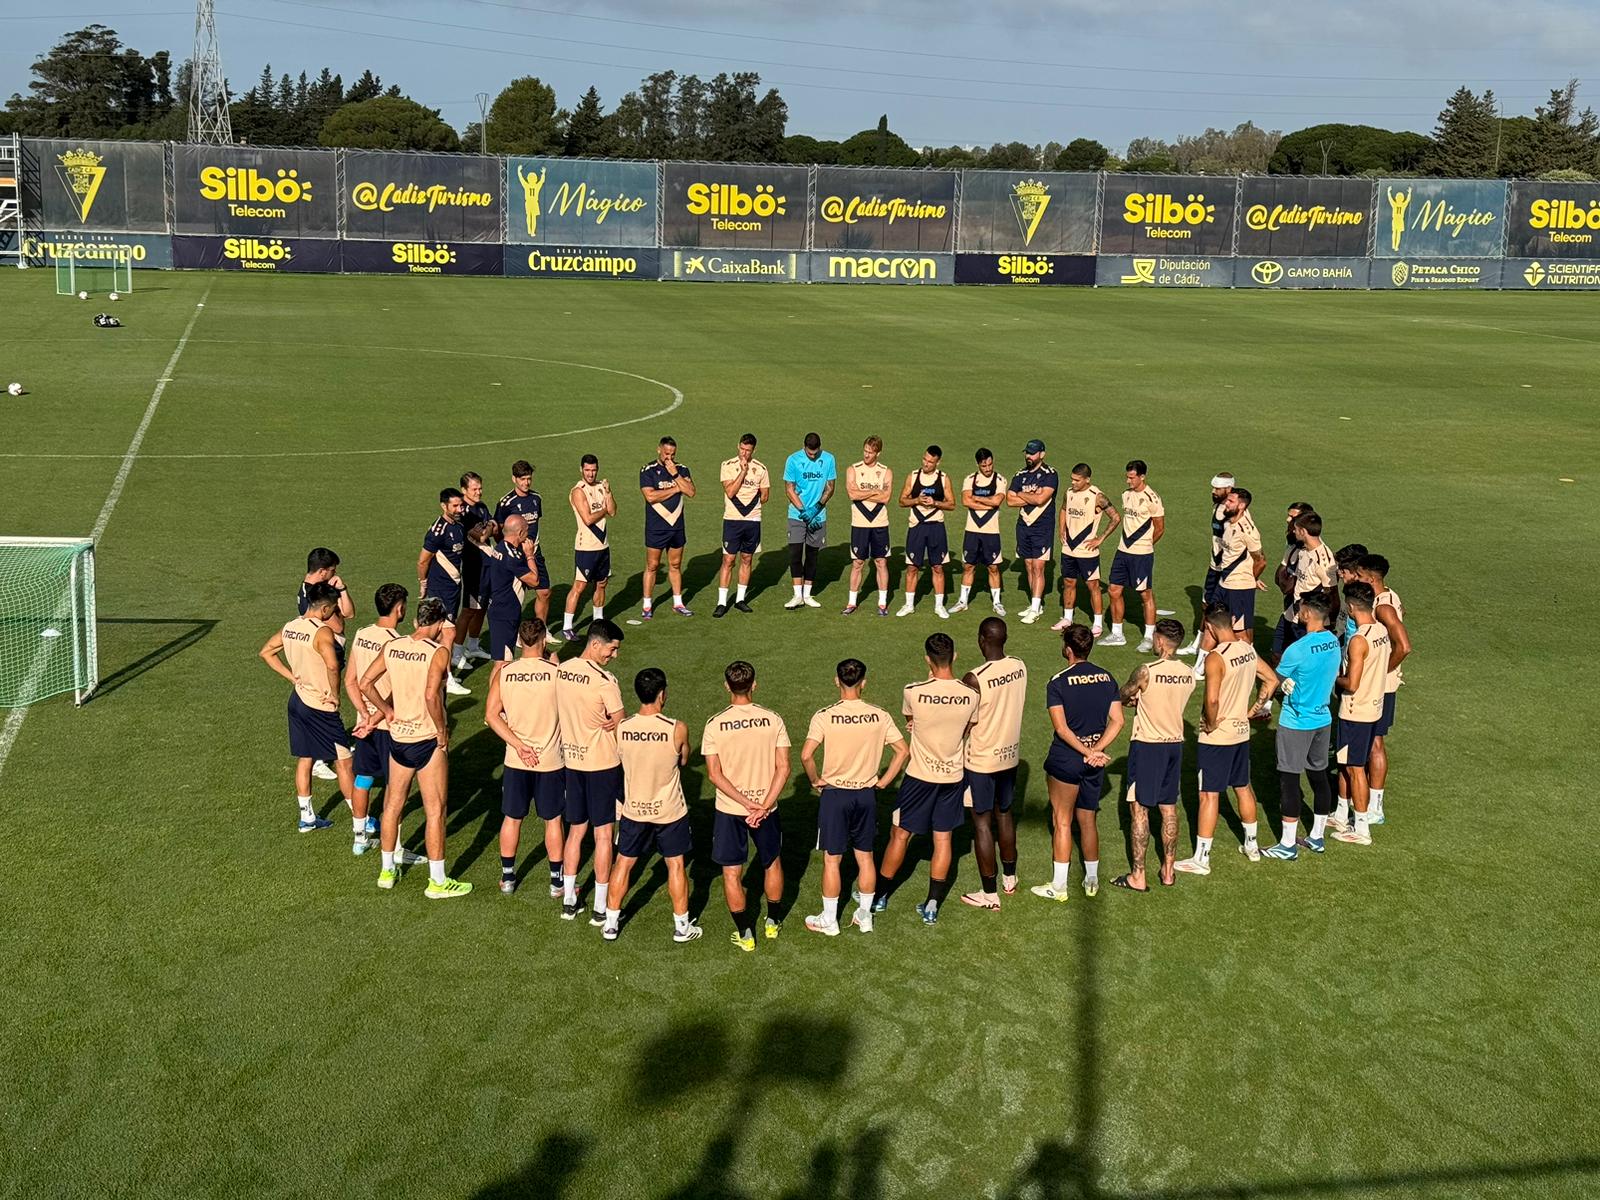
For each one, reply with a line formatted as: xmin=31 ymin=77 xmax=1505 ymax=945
xmin=92 ymin=616 xmax=218 ymax=699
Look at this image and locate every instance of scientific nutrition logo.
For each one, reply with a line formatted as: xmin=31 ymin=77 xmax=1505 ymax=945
xmin=1524 ymin=261 xmax=1546 ymax=286
xmin=56 ymin=148 xmax=107 ymax=222
xmin=1010 ymin=179 xmax=1051 ymax=247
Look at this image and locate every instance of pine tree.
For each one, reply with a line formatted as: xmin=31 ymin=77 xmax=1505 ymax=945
xmin=1426 ymin=86 xmax=1498 ymax=176
xmin=563 ymin=86 xmax=609 ymax=156
xmin=1528 ymin=80 xmax=1600 ymax=176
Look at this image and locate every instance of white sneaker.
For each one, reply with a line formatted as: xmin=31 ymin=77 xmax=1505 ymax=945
xmin=935 ymin=607 xmax=949 ymax=620
xmin=1135 ymin=637 xmax=1154 ymax=653
xmin=896 ymin=602 xmax=915 ymax=617
xmin=1173 ymin=855 xmax=1211 ymax=876
xmin=1018 ymin=608 xmax=1041 ymax=625
xmin=1177 ymin=641 xmax=1200 ymax=657
xmin=1098 ymin=630 xmax=1127 ymax=647
xmin=804 ymin=913 xmax=840 ymax=937
xmin=1240 ymin=842 xmax=1261 ymax=863
xmin=445 ymin=675 xmax=471 ymax=696
xmin=464 ymin=644 xmax=492 ymax=663
xmin=948 ymin=600 xmax=969 ymax=614
xmin=1327 ymin=814 xmax=1351 ymax=834
xmin=802 ymin=596 xmax=822 ymax=609
xmin=545 ymin=628 xmax=566 ymax=645
xmin=850 ymin=910 xmax=874 ymax=934
xmin=784 ymin=596 xmax=805 ymax=610
xmin=1194 ymin=663 xmax=1206 ymax=681
xmin=311 ymin=760 xmax=337 ymax=781
xmin=992 ymin=600 xmax=1006 ymax=617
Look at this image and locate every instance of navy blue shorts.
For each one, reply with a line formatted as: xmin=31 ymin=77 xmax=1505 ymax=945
xmin=530 ymin=549 xmax=550 ymax=590
xmin=353 ymin=729 xmax=391 ymax=778
xmin=712 ymin=810 xmax=783 ymax=867
xmin=1060 ymin=555 xmax=1101 ymax=582
xmin=1337 ymin=719 xmax=1378 ymax=769
xmin=430 ymin=583 xmax=461 ymax=625
xmin=1128 ymin=741 xmax=1182 ymax=808
xmin=905 ymin=524 xmax=949 ymax=568
xmin=1222 ymin=586 xmax=1255 ymax=631
xmin=1202 ymin=567 xmax=1222 ymax=605
xmin=1274 ymin=613 xmax=1305 ymax=656
xmin=963 ymin=531 xmax=1002 ymax=567
xmin=965 ymin=766 xmax=1017 ymax=815
xmin=617 ymin=814 xmax=692 ymax=860
xmin=287 ymin=694 xmax=351 ymax=762
xmin=1016 ymin=523 xmax=1051 ymax=562
xmin=564 ymin=765 xmax=622 ymax=827
xmin=722 ymin=519 xmax=761 ymax=556
xmin=1044 ymin=743 xmax=1107 ymax=811
xmin=645 ymin=524 xmax=686 ymax=551
xmin=389 ymin=737 xmax=439 ymax=772
xmin=1197 ymin=741 xmax=1250 ymax=793
xmin=1376 ymin=691 xmax=1397 ymax=737
xmin=503 ymin=766 xmax=566 ymax=821
xmin=489 ymin=617 xmax=521 ymax=662
xmin=817 ymin=786 xmax=876 ymax=855
xmin=574 ymin=548 xmax=611 ymax=584
xmin=1110 ymin=551 xmax=1154 ymax=591
xmin=894 ymin=776 xmax=963 ymax=835
xmin=850 ymin=526 xmax=889 ymax=561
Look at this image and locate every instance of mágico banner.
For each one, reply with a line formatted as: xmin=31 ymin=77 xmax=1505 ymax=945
xmin=173 ymin=145 xmax=338 ymax=238
xmin=343 ymin=151 xmax=501 ymax=242
xmin=508 ymin=157 xmax=657 ymax=247
xmin=1374 ymin=178 xmax=1506 ymax=258
xmin=812 ymin=167 xmax=956 ymax=253
xmin=1100 ymin=174 xmax=1238 ymax=256
xmin=662 ymin=162 xmax=808 ymax=249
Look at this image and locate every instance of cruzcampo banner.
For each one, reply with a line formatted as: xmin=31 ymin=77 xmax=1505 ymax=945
xmin=24 ymin=138 xmax=168 ymax=233
xmin=1500 ymin=258 xmax=1600 ymax=289
xmin=341 ymin=240 xmax=504 ymax=276
xmin=171 ymin=234 xmax=342 ymax=273
xmin=22 ymin=230 xmax=173 ymax=269
xmin=508 ymin=157 xmax=657 ymax=248
xmin=661 ymin=162 xmax=807 ymax=249
xmin=1232 ymin=257 xmax=1370 ymax=289
xmin=953 ymin=253 xmax=1095 ymax=285
xmin=505 ymin=245 xmax=659 ymax=279
xmin=1100 ymin=174 xmax=1238 ymax=256
xmin=813 ymin=167 xmax=956 ymax=252
xmin=1374 ymin=179 xmax=1506 ymax=258
xmin=1095 ymin=254 xmax=1235 ymax=287
xmin=1505 ymin=181 xmax=1600 ymax=259
xmin=807 ymin=251 xmax=953 ymax=284
xmin=342 ymin=151 xmax=501 ymax=242
xmin=1371 ymin=258 xmax=1503 ymax=289
xmin=1236 ymin=177 xmax=1373 ymax=256
xmin=173 ymin=145 xmax=339 ymax=238
xmin=957 ymin=171 xmax=1098 ymax=254
xmin=662 ymin=248 xmax=802 ymax=282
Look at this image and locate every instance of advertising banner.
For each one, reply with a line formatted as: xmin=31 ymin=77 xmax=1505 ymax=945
xmin=505 ymin=245 xmax=659 ymax=279
xmin=1505 ymin=181 xmax=1600 ymax=259
xmin=171 ymin=234 xmax=342 ymax=273
xmin=1370 ymin=258 xmax=1503 ymax=289
xmin=957 ymin=171 xmax=1098 ymax=254
xmin=813 ymin=167 xmax=956 ymax=252
xmin=1232 ymin=257 xmax=1370 ymax=288
xmin=1373 ymin=179 xmax=1506 ymax=258
xmin=1095 ymin=255 xmax=1235 ymax=287
xmin=507 ymin=157 xmax=657 ymax=247
xmin=1100 ymin=175 xmax=1238 ymax=255
xmin=1497 ymin=258 xmax=1600 ymax=289
xmin=341 ymin=151 xmax=500 ymax=242
xmin=662 ymin=248 xmax=802 ymax=282
xmin=22 ymin=230 xmax=173 ymax=269
xmin=173 ymin=145 xmax=339 ymax=238
xmin=1236 ymin=177 xmax=1373 ymax=256
xmin=953 ymin=253 xmax=1095 ymax=285
xmin=341 ymin=240 xmax=503 ymax=276
xmin=808 ymin=251 xmax=953 ymax=284
xmin=24 ymin=138 xmax=168 ymax=232
xmin=661 ymin=162 xmax=807 ymax=249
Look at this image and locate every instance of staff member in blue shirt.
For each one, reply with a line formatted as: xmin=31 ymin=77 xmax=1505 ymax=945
xmin=782 ymin=432 xmax=837 ymax=611
xmin=1261 ymin=589 xmax=1342 ymax=860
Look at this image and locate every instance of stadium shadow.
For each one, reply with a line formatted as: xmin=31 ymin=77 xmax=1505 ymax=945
xmin=92 ymin=616 xmax=217 ymax=699
xmin=468 ymin=1131 xmax=589 ymax=1200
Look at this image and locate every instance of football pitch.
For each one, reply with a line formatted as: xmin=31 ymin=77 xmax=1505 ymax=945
xmin=2 ymin=271 xmax=1597 ymax=1200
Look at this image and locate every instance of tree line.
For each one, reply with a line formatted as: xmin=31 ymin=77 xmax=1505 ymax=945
xmin=4 ymin=25 xmax=1598 ymax=180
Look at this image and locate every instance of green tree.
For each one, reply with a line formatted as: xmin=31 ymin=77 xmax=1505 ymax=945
xmin=344 ymin=69 xmax=384 ymax=105
xmin=1538 ymin=167 xmax=1597 ymax=181
xmin=979 ymin=142 xmax=1040 ymax=170
xmin=1425 ymin=86 xmax=1498 ymax=176
xmin=782 ymin=134 xmax=842 ymax=164
xmin=1055 ymin=137 xmax=1108 ymax=171
xmin=319 ymin=95 xmax=459 ymax=151
xmin=4 ymin=24 xmax=177 ymax=137
xmin=563 ymin=86 xmax=612 ymax=156
xmin=1269 ymin=123 xmax=1431 ymax=175
xmin=1124 ymin=153 xmax=1176 ymax=173
xmin=921 ymin=145 xmax=979 ymax=168
xmin=837 ymin=116 xmax=919 ymax=167
xmin=483 ymin=76 xmax=564 ymax=155
xmin=1526 ymin=80 xmax=1600 ymax=176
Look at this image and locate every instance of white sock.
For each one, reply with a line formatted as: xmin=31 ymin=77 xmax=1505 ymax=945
xmin=991 ymin=588 xmax=1002 ymax=605
xmin=1092 ymin=613 xmax=1103 ymax=632
xmin=793 ymin=584 xmax=804 ymax=601
xmin=718 ymin=586 xmax=730 ymax=606
xmin=642 ymin=597 xmax=652 ymax=612
xmin=904 ymin=592 xmax=916 ymax=607
xmin=856 ymin=891 xmax=874 ymax=917
xmin=428 ymin=858 xmax=446 ymax=885
xmin=594 ymin=882 xmax=610 ymax=913
xmin=959 ymin=585 xmax=971 ymax=604
xmin=381 ymin=849 xmax=395 ymax=870
xmin=563 ymin=613 xmax=574 ymax=631
xmin=1084 ymin=859 xmax=1099 ymax=886
xmin=1335 ymin=797 xmax=1350 ymax=822
xmin=1355 ymin=811 xmax=1370 ymax=835
xmin=674 ymin=910 xmax=691 ymax=932
xmin=451 ymin=646 xmax=465 ymax=666
xmin=1280 ymin=819 xmax=1298 ymax=848
xmin=736 ymin=583 xmax=748 ymax=601
xmin=1143 ymin=623 xmax=1155 ymax=640
xmin=1110 ymin=622 xmax=1123 ymax=637
xmin=802 ymin=583 xmax=813 ymax=600
xmin=673 ymin=593 xmax=683 ymax=607
xmin=1196 ymin=836 xmax=1213 ymax=862
xmin=848 ymin=590 xmax=859 ymax=606
xmin=297 ymin=795 xmax=314 ymax=820
xmin=1030 ymin=597 xmax=1043 ymax=612
xmin=604 ymin=907 xmax=620 ymax=931
xmin=352 ymin=813 xmax=364 ymax=834
xmin=592 ymin=606 xmax=604 ymax=620
xmin=934 ymin=595 xmax=947 ymax=613
xmin=878 ymin=590 xmax=888 ymax=608
xmin=1063 ymin=606 xmax=1075 ymax=624
xmin=1310 ymin=814 xmax=1328 ymax=839
xmin=1371 ymin=787 xmax=1385 ymax=810
xmin=562 ymin=873 xmax=577 ymax=903
xmin=822 ymin=895 xmax=839 ymax=923
xmin=1052 ymin=860 xmax=1070 ymax=890
xmin=1243 ymin=821 xmax=1258 ymax=846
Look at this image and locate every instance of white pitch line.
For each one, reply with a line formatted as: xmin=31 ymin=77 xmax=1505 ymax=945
xmin=0 ymin=289 xmax=211 ymax=784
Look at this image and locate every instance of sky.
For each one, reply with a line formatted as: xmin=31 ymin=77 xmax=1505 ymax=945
xmin=3 ymin=0 xmax=1599 ymax=153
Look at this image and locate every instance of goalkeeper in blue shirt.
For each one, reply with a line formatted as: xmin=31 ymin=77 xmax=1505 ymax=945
xmin=782 ymin=432 xmax=837 ymax=610
xmin=1261 ymin=589 xmax=1342 ymax=860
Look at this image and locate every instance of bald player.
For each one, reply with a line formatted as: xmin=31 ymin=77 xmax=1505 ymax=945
xmin=1331 ymin=582 xmax=1391 ymax=847
xmin=1032 ymin=624 xmax=1123 ymax=903
xmin=1113 ymin=618 xmax=1194 ymax=891
xmin=704 ymin=660 xmax=793 ymax=951
xmin=951 ymin=447 xmax=1006 ymax=616
xmin=561 ymin=454 xmax=616 ymax=640
xmin=844 ymin=435 xmax=894 ymax=616
xmin=898 ymin=445 xmax=955 ymax=619
xmin=1007 ymin=438 xmax=1058 ymax=624
xmin=958 ymin=617 xmax=1029 ymax=909
xmin=556 ymin=618 xmax=626 ymax=923
xmin=416 ymin=488 xmax=472 ymax=697
xmin=604 ymin=668 xmax=700 ymax=942
xmin=358 ymin=596 xmax=472 ymax=898
xmin=494 ymin=460 xmax=554 ymax=636
xmin=715 ymin=433 xmax=769 ymax=617
xmin=1053 ymin=462 xmax=1118 ymax=636
xmin=457 ymin=471 xmax=496 ymax=666
xmin=1178 ymin=472 xmax=1236 ymax=656
xmin=875 ymin=633 xmax=978 ymax=924
xmin=639 ymin=435 xmax=696 ymax=620
xmin=1102 ymin=460 xmax=1165 ymax=651
xmin=1192 ymin=487 xmax=1265 ymax=674
xmin=1175 ymin=603 xmax=1279 ymax=876
xmin=1357 ymin=553 xmax=1411 ymax=825
xmin=259 ymin=581 xmax=352 ymax=833
xmin=485 ymin=618 xmax=566 ymax=899
xmin=801 ymin=659 xmax=909 ymax=937
xmin=485 ymin=514 xmax=542 ymax=662
xmin=342 ymin=583 xmax=417 ymax=856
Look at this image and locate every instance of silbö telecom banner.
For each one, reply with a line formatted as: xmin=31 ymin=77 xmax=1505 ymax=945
xmin=1100 ymin=174 xmax=1238 ymax=256
xmin=661 ymin=162 xmax=808 ymax=250
xmin=173 ymin=145 xmax=340 ymax=238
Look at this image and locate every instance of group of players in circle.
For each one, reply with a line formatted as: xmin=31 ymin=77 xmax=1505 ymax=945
xmin=259 ymin=434 xmax=1412 ymax=946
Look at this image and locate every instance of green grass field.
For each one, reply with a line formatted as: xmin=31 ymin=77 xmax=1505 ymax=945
xmin=2 ymin=271 xmax=1597 ymax=1200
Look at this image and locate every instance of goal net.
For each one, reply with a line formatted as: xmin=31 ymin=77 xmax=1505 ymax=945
xmin=55 ymin=254 xmax=133 ymax=298
xmin=0 ymin=538 xmax=98 ymax=707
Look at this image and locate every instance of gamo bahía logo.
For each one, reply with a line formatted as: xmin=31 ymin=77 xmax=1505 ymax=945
xmin=1251 ymin=260 xmax=1285 ymax=285
xmin=1010 ymin=179 xmax=1051 ymax=246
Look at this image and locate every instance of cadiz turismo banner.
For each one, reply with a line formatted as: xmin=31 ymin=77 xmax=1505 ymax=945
xmin=953 ymin=253 xmax=1095 ymax=285
xmin=22 ymin=230 xmax=173 ymax=269
xmin=1505 ymin=181 xmax=1600 ymax=259
xmin=1236 ymin=177 xmax=1373 ymax=257
xmin=24 ymin=138 xmax=168 ymax=233
xmin=508 ymin=158 xmax=657 ymax=248
xmin=505 ymin=245 xmax=659 ymax=279
xmin=171 ymin=234 xmax=342 ymax=273
xmin=957 ymin=171 xmax=1097 ymax=254
xmin=662 ymin=248 xmax=801 ymax=282
xmin=1095 ymin=255 xmax=1234 ymax=287
xmin=1100 ymin=174 xmax=1238 ymax=256
xmin=1374 ymin=179 xmax=1506 ymax=258
xmin=342 ymin=151 xmax=501 ymax=242
xmin=812 ymin=167 xmax=956 ymax=253
xmin=807 ymin=251 xmax=952 ymax=284
xmin=340 ymin=240 xmax=503 ymax=276
xmin=173 ymin=146 xmax=339 ymax=238
xmin=1232 ymin=257 xmax=1370 ymax=288
xmin=662 ymin=163 xmax=807 ymax=249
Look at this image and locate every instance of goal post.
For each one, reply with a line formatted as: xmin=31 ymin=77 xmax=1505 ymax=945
xmin=55 ymin=254 xmax=133 ymax=297
xmin=0 ymin=537 xmax=99 ymax=707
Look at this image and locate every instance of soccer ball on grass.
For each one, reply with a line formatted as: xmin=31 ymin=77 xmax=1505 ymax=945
xmin=78 ymin=290 xmax=88 ymax=300
xmin=109 ymin=292 xmax=120 ymax=301
xmin=7 ymin=383 xmax=23 ymax=397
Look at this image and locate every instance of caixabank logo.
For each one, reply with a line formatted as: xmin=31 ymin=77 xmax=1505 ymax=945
xmin=670 ymin=250 xmax=799 ymax=281
xmin=223 ymin=236 xmax=293 ymax=269
xmin=200 ymin=166 xmax=314 ymax=219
